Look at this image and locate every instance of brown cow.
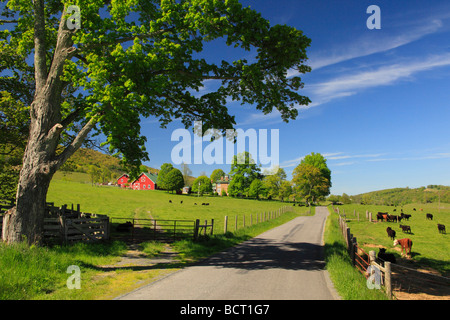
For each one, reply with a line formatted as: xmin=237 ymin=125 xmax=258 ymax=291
xmin=393 ymin=238 xmax=413 ymax=257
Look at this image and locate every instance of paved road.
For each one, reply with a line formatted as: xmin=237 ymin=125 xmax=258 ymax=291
xmin=117 ymin=206 xmax=340 ymax=300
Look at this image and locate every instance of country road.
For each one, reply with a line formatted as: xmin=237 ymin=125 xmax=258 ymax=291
xmin=117 ymin=206 xmax=340 ymax=300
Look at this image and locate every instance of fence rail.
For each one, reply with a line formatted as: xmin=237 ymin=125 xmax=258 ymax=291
xmin=110 ymin=217 xmax=196 ymax=242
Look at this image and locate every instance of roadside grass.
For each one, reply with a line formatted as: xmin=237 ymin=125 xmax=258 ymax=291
xmin=0 ymin=241 xmax=127 ymax=300
xmin=333 ymin=203 xmax=450 ymax=276
xmin=323 ymin=207 xmax=388 ymax=300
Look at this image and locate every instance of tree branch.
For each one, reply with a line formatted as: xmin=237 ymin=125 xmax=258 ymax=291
xmin=50 ymin=117 xmax=96 ymax=171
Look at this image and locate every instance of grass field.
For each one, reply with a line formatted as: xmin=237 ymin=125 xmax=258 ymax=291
xmin=331 ymin=203 xmax=450 ymax=276
xmin=48 ymin=172 xmax=309 ymax=235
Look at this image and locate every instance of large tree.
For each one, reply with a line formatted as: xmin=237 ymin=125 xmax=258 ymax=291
xmin=0 ymin=0 xmax=311 ymax=244
xmin=292 ymin=152 xmax=331 ymax=205
xmin=228 ymin=151 xmax=260 ymax=197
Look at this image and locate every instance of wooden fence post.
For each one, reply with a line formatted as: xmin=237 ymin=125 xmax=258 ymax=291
xmin=235 ymin=215 xmax=238 ymax=231
xmin=210 ymin=219 xmax=214 ymax=235
xmin=194 ymin=219 xmax=200 ymax=241
xmin=385 ymin=261 xmax=392 ymax=299
xmin=224 ymin=216 xmax=228 ymax=234
xmin=351 ymin=237 xmax=357 ymax=266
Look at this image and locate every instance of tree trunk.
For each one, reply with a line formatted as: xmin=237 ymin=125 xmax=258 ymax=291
xmin=1 ymin=5 xmax=95 ymax=244
xmin=2 ymin=124 xmax=55 ymax=244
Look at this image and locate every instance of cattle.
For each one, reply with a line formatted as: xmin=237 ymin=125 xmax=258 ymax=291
xmin=387 ymin=214 xmax=402 ymax=222
xmin=116 ymin=221 xmax=133 ymax=232
xmin=386 ymin=227 xmax=396 ymax=240
xmin=426 ymin=213 xmax=433 ymax=220
xmin=399 ymin=224 xmax=411 ymax=233
xmin=180 ymin=201 xmax=183 ymax=204
xmin=377 ymin=248 xmax=396 ymax=266
xmin=393 ymin=238 xmax=413 ymax=257
xmin=400 ymin=213 xmax=411 ymax=221
xmin=169 ymin=200 xmax=172 ymax=203
xmin=438 ymin=224 xmax=446 ymax=234
xmin=413 ymin=208 xmax=416 ymax=211
xmin=377 ymin=212 xmax=389 ymax=222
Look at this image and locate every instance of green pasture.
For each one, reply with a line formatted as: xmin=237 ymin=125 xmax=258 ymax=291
xmin=332 ymin=203 xmax=450 ymax=276
xmin=48 ymin=173 xmax=309 ymax=235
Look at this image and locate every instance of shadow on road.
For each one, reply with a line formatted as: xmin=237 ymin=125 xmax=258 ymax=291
xmin=197 ymin=238 xmax=326 ymax=271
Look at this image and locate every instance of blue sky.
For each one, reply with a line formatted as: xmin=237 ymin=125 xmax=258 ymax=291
xmin=140 ymin=1 xmax=450 ymax=195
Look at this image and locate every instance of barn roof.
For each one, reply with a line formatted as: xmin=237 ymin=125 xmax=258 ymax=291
xmin=131 ymin=172 xmax=158 ymax=184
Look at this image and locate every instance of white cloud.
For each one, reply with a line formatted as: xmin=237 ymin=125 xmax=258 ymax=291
xmin=366 ymin=152 xmax=450 ymax=162
xmin=307 ymin=19 xmax=444 ymax=71
xmin=307 ymin=53 xmax=450 ymax=107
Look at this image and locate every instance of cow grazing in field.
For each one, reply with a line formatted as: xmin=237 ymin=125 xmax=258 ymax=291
xmin=377 ymin=248 xmax=396 ymax=266
xmin=388 ymin=214 xmax=402 ymax=222
xmin=386 ymin=227 xmax=396 ymax=240
xmin=180 ymin=201 xmax=183 ymax=204
xmin=426 ymin=213 xmax=433 ymax=220
xmin=400 ymin=213 xmax=411 ymax=221
xmin=116 ymin=221 xmax=133 ymax=232
xmin=438 ymin=224 xmax=446 ymax=234
xmin=399 ymin=224 xmax=411 ymax=233
xmin=413 ymin=208 xmax=416 ymax=211
xmin=169 ymin=200 xmax=172 ymax=203
xmin=377 ymin=212 xmax=389 ymax=222
xmin=393 ymin=238 xmax=413 ymax=257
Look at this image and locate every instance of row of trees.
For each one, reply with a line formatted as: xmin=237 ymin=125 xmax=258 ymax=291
xmin=232 ymin=151 xmax=331 ymax=204
xmin=154 ymin=152 xmax=332 ymax=204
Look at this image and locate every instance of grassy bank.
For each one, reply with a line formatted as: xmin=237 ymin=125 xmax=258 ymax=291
xmin=323 ymin=206 xmax=388 ymax=300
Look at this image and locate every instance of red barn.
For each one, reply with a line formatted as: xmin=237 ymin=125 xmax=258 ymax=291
xmin=130 ymin=173 xmax=158 ymax=190
xmin=116 ymin=174 xmax=129 ymax=188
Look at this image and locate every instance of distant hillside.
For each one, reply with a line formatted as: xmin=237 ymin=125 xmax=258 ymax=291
xmin=58 ymin=148 xmax=158 ymax=181
xmin=57 ymin=148 xmax=197 ymax=185
xmin=351 ymin=185 xmax=450 ymax=205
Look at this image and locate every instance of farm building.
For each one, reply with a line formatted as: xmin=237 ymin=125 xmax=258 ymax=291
xmin=182 ymin=186 xmax=191 ymax=194
xmin=213 ymin=175 xmax=231 ymax=196
xmin=116 ymin=174 xmax=129 ymax=188
xmin=130 ymin=172 xmax=158 ymax=190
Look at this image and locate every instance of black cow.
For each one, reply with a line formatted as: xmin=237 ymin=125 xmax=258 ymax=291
xmin=377 ymin=248 xmax=396 ymax=266
xmin=426 ymin=213 xmax=433 ymax=220
xmin=386 ymin=227 xmax=396 ymax=240
xmin=400 ymin=213 xmax=411 ymax=221
xmin=438 ymin=224 xmax=446 ymax=234
xmin=116 ymin=221 xmax=133 ymax=232
xmin=399 ymin=224 xmax=411 ymax=233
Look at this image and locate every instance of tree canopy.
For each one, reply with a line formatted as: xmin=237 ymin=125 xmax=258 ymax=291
xmin=292 ymin=152 xmax=331 ymax=204
xmin=0 ymin=0 xmax=311 ymax=244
